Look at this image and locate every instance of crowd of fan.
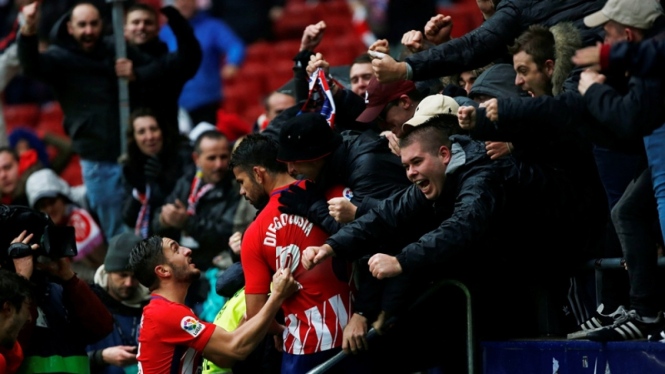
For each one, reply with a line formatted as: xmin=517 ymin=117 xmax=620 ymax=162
xmin=1 ymin=0 xmax=665 ymax=373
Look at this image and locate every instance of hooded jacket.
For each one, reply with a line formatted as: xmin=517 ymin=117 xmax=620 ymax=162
xmin=468 ymin=64 xmax=528 ymax=100
xmin=324 ymin=133 xmax=593 ymax=284
xmin=18 ymin=10 xmax=173 ymax=162
xmin=549 ymin=22 xmax=582 ymax=96
xmin=87 ymin=266 xmax=149 ymax=374
xmin=404 ymin=0 xmax=604 ymax=81
xmin=130 ymin=6 xmax=202 ymax=131
xmin=324 ymin=136 xmax=506 ymax=274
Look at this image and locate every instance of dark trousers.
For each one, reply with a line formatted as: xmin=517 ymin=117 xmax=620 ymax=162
xmin=612 ymin=168 xmax=660 ymax=317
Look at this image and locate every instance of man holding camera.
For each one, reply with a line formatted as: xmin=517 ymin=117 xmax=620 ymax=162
xmin=5 ymin=229 xmax=113 ymax=374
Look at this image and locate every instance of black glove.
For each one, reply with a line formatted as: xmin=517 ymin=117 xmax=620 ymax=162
xmin=144 ymin=156 xmax=162 ymax=183
xmin=277 ymin=180 xmax=319 ymax=217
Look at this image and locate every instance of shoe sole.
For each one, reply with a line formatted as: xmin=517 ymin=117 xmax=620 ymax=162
xmin=567 ymin=327 xmax=606 ymax=340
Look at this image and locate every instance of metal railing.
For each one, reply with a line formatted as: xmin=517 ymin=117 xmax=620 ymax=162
xmin=306 ymin=279 xmax=475 ymax=374
xmin=586 ymin=257 xmax=665 ymax=305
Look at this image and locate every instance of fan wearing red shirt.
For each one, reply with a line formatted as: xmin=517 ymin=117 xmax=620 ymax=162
xmin=128 ymin=235 xmax=298 ymax=374
xmin=0 ymin=269 xmax=33 ymax=374
xmin=231 ymin=134 xmax=354 ymax=373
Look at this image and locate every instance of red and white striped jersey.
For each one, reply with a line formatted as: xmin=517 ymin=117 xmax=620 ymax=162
xmin=242 ymin=181 xmax=353 ymax=355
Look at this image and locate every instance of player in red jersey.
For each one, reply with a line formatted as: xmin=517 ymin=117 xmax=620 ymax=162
xmin=128 ymin=235 xmax=298 ymax=374
xmin=231 ymin=134 xmax=357 ymax=373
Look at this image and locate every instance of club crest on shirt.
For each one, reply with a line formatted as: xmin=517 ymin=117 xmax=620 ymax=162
xmin=342 ymin=188 xmax=354 ymax=200
xmin=181 ymin=316 xmax=205 ymax=337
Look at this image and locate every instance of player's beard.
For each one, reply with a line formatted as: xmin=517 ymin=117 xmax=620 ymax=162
xmin=170 ymin=261 xmax=200 ymax=284
xmin=248 ymin=178 xmax=270 ymax=210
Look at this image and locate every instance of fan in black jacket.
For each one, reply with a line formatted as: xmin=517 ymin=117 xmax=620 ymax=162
xmin=126 ymin=5 xmax=202 ymax=132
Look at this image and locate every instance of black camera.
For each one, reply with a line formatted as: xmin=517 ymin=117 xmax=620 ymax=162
xmin=0 ymin=205 xmax=77 ymax=260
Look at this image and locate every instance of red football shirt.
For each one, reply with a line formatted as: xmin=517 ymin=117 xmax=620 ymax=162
xmin=0 ymin=341 xmax=23 ymax=374
xmin=137 ymin=296 xmax=216 ymax=374
xmin=242 ymin=180 xmax=353 ymax=355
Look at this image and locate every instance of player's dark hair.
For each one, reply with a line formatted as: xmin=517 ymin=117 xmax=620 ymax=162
xmin=0 ymin=269 xmax=33 ymax=311
xmin=230 ymin=134 xmax=288 ymax=175
xmin=129 ymin=235 xmax=165 ymax=291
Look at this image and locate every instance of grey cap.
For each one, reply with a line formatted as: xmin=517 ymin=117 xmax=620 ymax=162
xmin=105 ymin=232 xmax=142 ymax=273
xmin=584 ymin=0 xmax=663 ymax=30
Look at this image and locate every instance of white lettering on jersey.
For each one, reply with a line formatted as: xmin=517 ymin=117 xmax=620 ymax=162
xmin=263 ymin=214 xmax=314 ymax=246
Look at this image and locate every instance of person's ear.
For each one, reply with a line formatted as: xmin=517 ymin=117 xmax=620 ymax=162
xmin=67 ymin=21 xmax=74 ymax=36
xmin=544 ymin=59 xmax=555 ymax=78
xmin=192 ymin=152 xmax=199 ymax=166
xmin=253 ymin=166 xmax=265 ymax=184
xmin=1 ymin=301 xmax=11 ymax=315
xmin=155 ymin=264 xmax=170 ymax=279
xmin=439 ymin=145 xmax=452 ymax=164
xmin=399 ymin=95 xmax=412 ymax=109
xmin=625 ymin=28 xmax=635 ymax=43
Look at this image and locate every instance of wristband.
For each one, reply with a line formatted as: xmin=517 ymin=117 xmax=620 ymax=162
xmin=8 ymin=242 xmax=33 ymax=259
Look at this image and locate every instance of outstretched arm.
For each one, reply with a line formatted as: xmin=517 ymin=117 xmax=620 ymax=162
xmin=203 ymin=268 xmax=297 ymax=367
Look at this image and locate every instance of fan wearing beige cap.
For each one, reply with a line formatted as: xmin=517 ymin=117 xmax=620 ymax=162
xmin=385 ymin=94 xmax=462 ymax=156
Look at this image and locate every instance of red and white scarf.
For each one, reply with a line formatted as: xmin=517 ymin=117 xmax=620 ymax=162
xmin=187 ymin=169 xmax=214 ymax=215
xmin=133 ymin=184 xmax=151 ymax=239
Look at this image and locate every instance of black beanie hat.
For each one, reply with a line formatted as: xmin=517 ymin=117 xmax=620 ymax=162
xmin=277 ymin=113 xmax=342 ymax=163
xmin=105 ymin=232 xmax=142 ymax=272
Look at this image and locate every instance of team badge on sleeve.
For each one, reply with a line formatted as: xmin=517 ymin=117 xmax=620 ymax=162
xmin=181 ymin=316 xmax=206 ymax=337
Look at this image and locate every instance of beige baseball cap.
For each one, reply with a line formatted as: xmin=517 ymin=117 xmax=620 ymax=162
xmin=403 ymin=94 xmax=459 ymax=130
xmin=584 ymin=0 xmax=663 ymax=30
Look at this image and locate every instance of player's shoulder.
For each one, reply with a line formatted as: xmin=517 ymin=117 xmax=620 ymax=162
xmin=145 ymin=297 xmax=195 ymax=322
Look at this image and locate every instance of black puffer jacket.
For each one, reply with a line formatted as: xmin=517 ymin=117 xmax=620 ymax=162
xmin=18 ymin=12 xmax=163 ymax=162
xmin=151 ymin=170 xmax=241 ymax=267
xmin=325 ymin=135 xmax=506 ymax=274
xmin=405 ymin=0 xmax=604 ymax=80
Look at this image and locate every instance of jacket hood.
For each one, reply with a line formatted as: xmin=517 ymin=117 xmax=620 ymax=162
xmin=93 ymin=265 xmax=150 ymax=308
xmin=448 ymin=135 xmax=489 ymax=174
xmin=25 ymin=168 xmax=71 ymax=208
xmin=469 ymin=64 xmax=527 ymax=100
xmin=550 ymin=22 xmax=582 ymax=96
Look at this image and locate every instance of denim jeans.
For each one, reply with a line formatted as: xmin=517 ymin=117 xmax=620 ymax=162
xmin=80 ymin=159 xmax=125 ymax=240
xmin=611 ymin=168 xmax=659 ymax=317
xmin=644 ymin=123 xmax=665 ymax=241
